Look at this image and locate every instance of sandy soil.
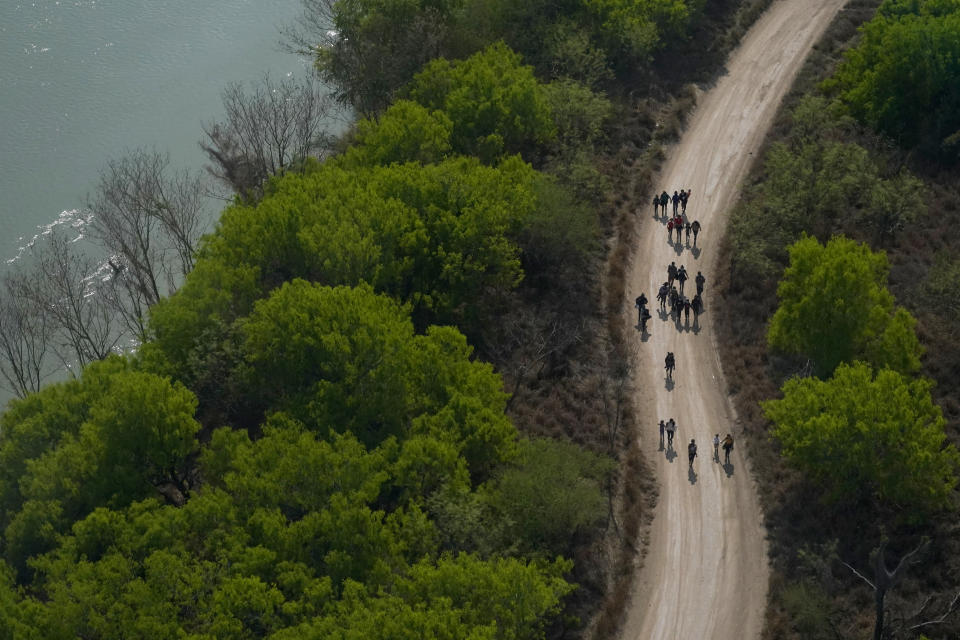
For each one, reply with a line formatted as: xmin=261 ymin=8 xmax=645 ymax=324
xmin=619 ymin=1 xmax=849 ymax=638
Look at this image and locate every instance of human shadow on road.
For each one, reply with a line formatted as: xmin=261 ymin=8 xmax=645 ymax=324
xmin=690 ymin=246 xmax=702 ymax=260
xmin=688 ymin=465 xmax=698 ymax=484
xmin=665 ymin=377 xmax=675 ymax=391
xmin=673 ymin=242 xmax=684 ymax=257
xmin=665 ymin=446 xmax=677 ymax=463
xmin=723 ymin=461 xmax=735 ymax=477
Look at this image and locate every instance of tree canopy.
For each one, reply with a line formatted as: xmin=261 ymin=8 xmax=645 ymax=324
xmin=767 ymin=234 xmax=922 ymax=376
xmin=825 ymin=0 xmax=960 ymax=158
xmin=763 ymin=362 xmax=959 ymax=519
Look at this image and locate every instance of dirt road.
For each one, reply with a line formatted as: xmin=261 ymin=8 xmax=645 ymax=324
xmin=620 ymin=1 xmax=848 ymax=638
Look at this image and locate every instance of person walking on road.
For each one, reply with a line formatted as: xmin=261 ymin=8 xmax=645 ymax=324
xmin=667 ymin=217 xmax=674 ymax=242
xmin=659 ymin=420 xmax=666 ymax=446
xmin=681 ymin=188 xmax=690 ymax=214
xmin=684 ymin=221 xmax=691 ymax=245
xmin=713 ymin=434 xmax=720 ymax=461
xmin=677 ymin=265 xmax=688 ymax=295
xmin=653 ymin=194 xmax=660 ymax=217
xmin=722 ymin=433 xmax=734 ymax=464
xmin=695 ymin=271 xmax=705 ymax=296
xmin=666 ymin=418 xmax=676 ymax=446
xmin=691 ymin=220 xmax=701 ymax=246
xmin=672 ymin=190 xmax=680 ymax=215
xmin=667 ymin=262 xmax=678 ymax=288
xmin=688 ymin=439 xmax=698 ymax=466
xmin=660 ymin=191 xmax=670 ymax=216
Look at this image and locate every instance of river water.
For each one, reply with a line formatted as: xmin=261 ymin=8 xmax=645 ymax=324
xmin=0 ymin=0 xmax=313 ymax=406
xmin=0 ymin=0 xmax=307 ymax=264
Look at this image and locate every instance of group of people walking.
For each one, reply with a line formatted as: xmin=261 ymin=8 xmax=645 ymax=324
xmin=654 ymin=189 xmax=701 ymax=248
xmin=659 ymin=421 xmax=735 ymax=467
xmin=644 ymin=185 xmax=737 ymax=471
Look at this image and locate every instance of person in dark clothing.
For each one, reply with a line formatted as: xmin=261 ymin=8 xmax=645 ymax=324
xmin=695 ymin=271 xmax=705 ymax=296
xmin=657 ymin=282 xmax=669 ymax=311
xmin=683 ymin=297 xmax=691 ymax=325
xmin=681 ymin=188 xmax=690 ymax=213
xmin=692 ymin=293 xmax=703 ymax=318
xmin=684 ymin=221 xmax=691 ymax=245
xmin=667 ymin=262 xmax=678 ymax=287
xmin=688 ymin=439 xmax=697 ymax=466
xmin=660 ymin=191 xmax=670 ymax=214
xmin=691 ymin=220 xmax=701 ymax=246
xmin=677 ymin=265 xmax=688 ymax=294
xmin=653 ymin=194 xmax=660 ymax=217
xmin=672 ymin=190 xmax=680 ymax=215
xmin=722 ymin=433 xmax=734 ymax=464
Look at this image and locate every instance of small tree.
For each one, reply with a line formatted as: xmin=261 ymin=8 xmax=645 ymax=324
xmin=767 ymin=234 xmax=922 ymax=376
xmin=88 ymin=148 xmax=209 ymax=314
xmin=763 ymin=362 xmax=960 ymax=519
xmin=0 ymin=270 xmax=54 ymax=398
xmin=201 ymin=74 xmax=336 ymax=197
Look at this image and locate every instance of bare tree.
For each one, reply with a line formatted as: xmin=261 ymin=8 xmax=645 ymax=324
xmin=0 ymin=270 xmax=55 ymax=399
xmin=200 ymin=74 xmax=336 ymax=197
xmin=87 ymin=148 xmax=210 ymax=311
xmin=843 ymin=537 xmax=930 ymax=640
xmin=27 ymin=230 xmax=120 ymax=369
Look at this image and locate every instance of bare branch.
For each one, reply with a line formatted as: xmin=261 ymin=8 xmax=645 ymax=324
xmin=909 ymin=590 xmax=960 ymax=632
xmin=841 ymin=560 xmax=877 ymax=590
xmin=200 ymin=74 xmax=336 ymax=198
xmin=0 ymin=270 xmax=56 ymax=398
xmin=87 ymin=148 xmax=210 ymax=307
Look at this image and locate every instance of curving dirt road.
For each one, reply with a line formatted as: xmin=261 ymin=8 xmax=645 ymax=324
xmin=620 ymin=1 xmax=848 ymax=639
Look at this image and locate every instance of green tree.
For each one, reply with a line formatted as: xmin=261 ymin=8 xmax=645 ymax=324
xmin=408 ymin=42 xmax=556 ymax=162
xmin=483 ymin=437 xmax=612 ymax=555
xmin=239 ymin=282 xmax=516 ymax=477
xmin=763 ymin=362 xmax=960 ymax=518
xmin=341 ymin=100 xmax=454 ymax=167
xmin=297 ymin=0 xmax=471 ymax=115
xmin=825 ymin=5 xmax=960 ymax=158
xmin=767 ymin=234 xmax=922 ymax=376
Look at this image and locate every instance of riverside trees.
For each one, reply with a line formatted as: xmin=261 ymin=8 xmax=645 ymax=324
xmin=0 ymin=32 xmax=615 ymax=637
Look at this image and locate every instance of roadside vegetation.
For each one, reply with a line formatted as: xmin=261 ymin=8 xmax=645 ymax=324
xmin=0 ymin=0 xmax=785 ymax=638
xmin=716 ymin=0 xmax=960 ymax=637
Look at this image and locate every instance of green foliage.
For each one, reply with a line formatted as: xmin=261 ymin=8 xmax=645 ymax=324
xmin=315 ymin=0 xmax=469 ymax=115
xmin=779 ymin=580 xmax=835 ymax=639
xmin=146 ymin=154 xmax=544 ymax=382
xmin=240 ymin=281 xmax=516 ymax=478
xmin=408 ymin=42 xmax=556 ymax=162
xmin=825 ymin=2 xmax=960 ymax=158
xmin=728 ymin=96 xmax=925 ymax=282
xmin=763 ymin=362 xmax=960 ymax=518
xmin=483 ymin=437 xmax=612 ymax=555
xmin=14 ymin=413 xmax=574 ymax=638
xmin=581 ymin=0 xmax=705 ymax=60
xmin=921 ymin=252 xmax=960 ymax=316
xmin=0 ymin=358 xmax=199 ymax=578
xmin=343 ymin=100 xmax=454 ymax=167
xmin=767 ymin=234 xmax=922 ymax=376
